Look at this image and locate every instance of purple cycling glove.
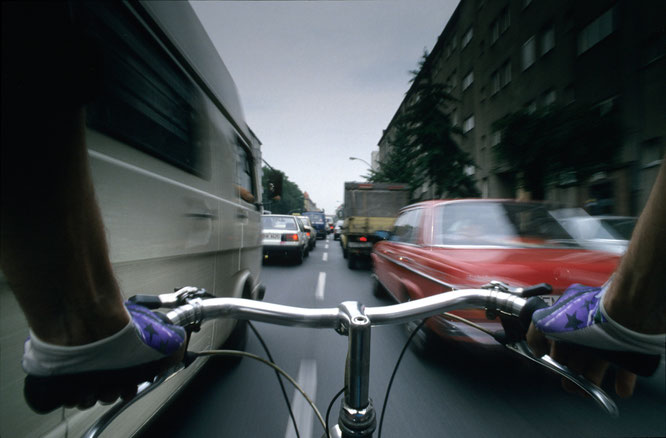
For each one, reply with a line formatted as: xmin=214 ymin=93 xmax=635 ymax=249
xmin=532 ymin=283 xmax=665 ymax=355
xmin=23 ymin=301 xmax=186 ymax=376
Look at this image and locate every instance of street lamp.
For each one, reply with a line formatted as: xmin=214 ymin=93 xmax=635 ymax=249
xmin=349 ymin=156 xmax=371 ymax=168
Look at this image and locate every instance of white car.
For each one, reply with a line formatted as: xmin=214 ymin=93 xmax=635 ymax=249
xmin=297 ymin=215 xmax=317 ymax=251
xmin=553 ymin=210 xmax=636 ymax=255
xmin=262 ymin=215 xmax=309 ymax=264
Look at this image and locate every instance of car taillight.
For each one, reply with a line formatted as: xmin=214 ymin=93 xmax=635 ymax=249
xmin=359 ymin=236 xmax=368 ymax=242
xmin=282 ymin=234 xmax=299 ymax=242
xmin=306 ymin=232 xmax=311 ymax=237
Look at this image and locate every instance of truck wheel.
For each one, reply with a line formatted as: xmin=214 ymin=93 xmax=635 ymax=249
xmin=347 ymin=254 xmax=356 ymax=269
xmin=342 ymin=246 xmax=348 ymax=259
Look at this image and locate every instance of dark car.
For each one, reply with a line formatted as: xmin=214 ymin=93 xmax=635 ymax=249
xmin=303 ymin=211 xmax=328 ymax=239
xmin=371 ymin=199 xmax=620 ymax=346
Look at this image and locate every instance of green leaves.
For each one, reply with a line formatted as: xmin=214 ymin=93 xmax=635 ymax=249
xmin=370 ymin=53 xmax=479 ymax=199
xmin=261 ymin=166 xmax=304 ymax=214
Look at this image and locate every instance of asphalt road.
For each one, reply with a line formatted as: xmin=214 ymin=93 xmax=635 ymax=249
xmin=143 ymin=237 xmax=666 ymax=438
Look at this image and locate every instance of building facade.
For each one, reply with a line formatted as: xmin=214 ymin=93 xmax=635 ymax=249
xmin=378 ymin=0 xmax=664 ymax=215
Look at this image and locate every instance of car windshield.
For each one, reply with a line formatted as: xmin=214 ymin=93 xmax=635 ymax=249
xmin=262 ymin=216 xmax=297 ymax=230
xmin=303 ymin=212 xmax=325 ymax=224
xmin=599 ymin=218 xmax=636 ymax=240
xmin=433 ymin=202 xmax=580 ymax=248
xmin=298 ymin=216 xmax=312 ymax=227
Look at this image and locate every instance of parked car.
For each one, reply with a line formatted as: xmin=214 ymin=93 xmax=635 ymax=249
xmin=334 ymin=220 xmax=344 ymax=240
xmin=262 ymin=214 xmax=308 ymax=264
xmin=371 ymin=199 xmax=620 ymax=347
xmin=297 ymin=215 xmax=317 ymax=251
xmin=556 ymin=213 xmax=636 ymax=255
xmin=0 ymin=2 xmax=266 ymax=437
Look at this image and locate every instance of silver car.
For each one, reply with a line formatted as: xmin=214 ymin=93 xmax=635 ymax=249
xmin=557 ymin=215 xmax=636 ymax=254
xmin=262 ymin=215 xmax=308 ymax=264
xmin=298 ymin=215 xmax=317 ymax=251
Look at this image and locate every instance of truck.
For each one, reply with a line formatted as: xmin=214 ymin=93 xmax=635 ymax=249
xmin=340 ymin=182 xmax=410 ymax=269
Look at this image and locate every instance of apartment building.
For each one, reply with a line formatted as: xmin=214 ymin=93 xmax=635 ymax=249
xmin=378 ymin=0 xmax=665 ymax=215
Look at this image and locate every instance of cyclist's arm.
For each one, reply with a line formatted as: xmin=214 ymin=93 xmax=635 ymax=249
xmin=527 ymin=156 xmax=666 ymax=397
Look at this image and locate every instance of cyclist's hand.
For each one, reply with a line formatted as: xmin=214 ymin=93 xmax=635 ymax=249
xmin=23 ymin=302 xmax=188 ymax=413
xmin=523 ymin=282 xmax=665 ymax=398
xmin=527 ymin=322 xmax=637 ymax=397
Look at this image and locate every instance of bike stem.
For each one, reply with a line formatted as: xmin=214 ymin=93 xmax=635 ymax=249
xmin=337 ymin=301 xmax=376 ymax=437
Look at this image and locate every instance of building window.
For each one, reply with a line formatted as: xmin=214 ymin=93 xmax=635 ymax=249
xmin=500 ymin=61 xmax=511 ymax=88
xmin=462 ymin=27 xmax=473 ymax=48
xmin=500 ymin=8 xmax=510 ymax=33
xmin=491 ymin=71 xmax=500 ymax=95
xmin=451 ymin=109 xmax=459 ymax=127
xmin=541 ymin=26 xmax=555 ymax=55
xmin=463 ymin=115 xmax=475 ymax=133
xmin=542 ymin=89 xmax=556 ymax=107
xmin=491 ymin=21 xmax=500 ymax=45
xmin=448 ymin=71 xmax=458 ymax=90
xmin=490 ymin=60 xmax=511 ymax=95
xmin=578 ymin=7 xmax=615 ymax=54
xmin=522 ymin=36 xmax=536 ymax=70
xmin=491 ymin=131 xmax=501 ymax=147
xmin=462 ymin=71 xmax=474 ymax=91
xmin=491 ymin=8 xmax=510 ymax=45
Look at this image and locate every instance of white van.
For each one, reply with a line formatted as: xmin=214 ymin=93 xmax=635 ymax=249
xmin=0 ymin=2 xmax=265 ymax=437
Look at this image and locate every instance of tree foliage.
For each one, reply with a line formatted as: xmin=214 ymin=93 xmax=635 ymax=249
xmin=261 ymin=166 xmax=304 ymax=214
xmin=493 ymin=104 xmax=621 ymax=199
xmin=368 ymin=52 xmax=479 ymax=199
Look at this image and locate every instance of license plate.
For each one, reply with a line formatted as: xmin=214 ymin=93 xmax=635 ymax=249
xmin=348 ymin=242 xmax=373 ymax=248
xmin=263 ymin=233 xmax=280 ymax=240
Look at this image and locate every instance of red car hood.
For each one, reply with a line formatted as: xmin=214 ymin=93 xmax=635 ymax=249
xmin=425 ymin=247 xmax=620 ymax=293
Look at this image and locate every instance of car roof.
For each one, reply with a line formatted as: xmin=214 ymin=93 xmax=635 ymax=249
xmin=399 ymin=198 xmax=536 ymax=211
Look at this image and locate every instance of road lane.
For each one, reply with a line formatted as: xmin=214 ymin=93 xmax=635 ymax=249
xmin=143 ymin=236 xmax=666 ymax=438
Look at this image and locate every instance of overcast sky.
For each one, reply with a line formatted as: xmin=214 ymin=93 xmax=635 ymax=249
xmin=190 ymin=1 xmax=458 ymax=214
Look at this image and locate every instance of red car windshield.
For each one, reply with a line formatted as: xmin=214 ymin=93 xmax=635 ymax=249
xmin=433 ymin=201 xmax=580 ymax=248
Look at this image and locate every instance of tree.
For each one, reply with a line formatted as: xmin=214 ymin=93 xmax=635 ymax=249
xmin=369 ymin=52 xmax=479 ymax=198
xmin=261 ymin=166 xmax=304 ymax=214
xmin=493 ymin=103 xmax=621 ymax=199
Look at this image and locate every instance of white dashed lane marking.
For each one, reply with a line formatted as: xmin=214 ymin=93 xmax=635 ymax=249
xmin=315 ymin=272 xmax=326 ymax=301
xmin=284 ymin=359 xmax=318 ymax=438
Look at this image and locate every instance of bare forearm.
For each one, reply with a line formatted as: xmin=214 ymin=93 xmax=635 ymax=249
xmin=604 ymin=158 xmax=666 ymax=334
xmin=1 ymin=109 xmax=129 ymax=345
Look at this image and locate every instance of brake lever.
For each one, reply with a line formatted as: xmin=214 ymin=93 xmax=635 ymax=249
xmin=504 ymin=340 xmax=618 ymax=416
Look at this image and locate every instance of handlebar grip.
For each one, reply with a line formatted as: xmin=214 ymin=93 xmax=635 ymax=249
xmin=128 ymin=294 xmax=162 ymax=309
xmin=518 ymin=296 xmax=549 ymax=331
xmin=521 ymin=283 xmax=553 ymax=297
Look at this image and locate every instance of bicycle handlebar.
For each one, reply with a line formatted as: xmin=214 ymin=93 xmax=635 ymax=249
xmin=25 ymin=285 xmax=662 ymax=438
xmin=165 ymin=289 xmax=528 ymax=331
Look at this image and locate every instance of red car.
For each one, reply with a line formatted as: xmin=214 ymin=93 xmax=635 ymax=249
xmin=371 ymin=199 xmax=620 ymax=345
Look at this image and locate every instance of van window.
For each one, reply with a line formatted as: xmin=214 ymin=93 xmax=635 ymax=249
xmin=235 ymin=137 xmax=256 ymax=203
xmin=78 ymin=2 xmax=208 ymax=177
